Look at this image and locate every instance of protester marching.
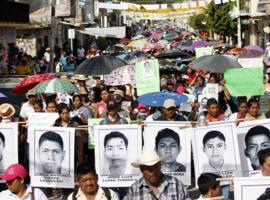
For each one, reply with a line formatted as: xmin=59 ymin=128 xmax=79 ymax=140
xmin=1 ymin=19 xmax=270 ymax=200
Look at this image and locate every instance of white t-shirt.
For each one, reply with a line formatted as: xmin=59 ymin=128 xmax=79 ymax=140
xmin=20 ymin=102 xmax=35 ymax=119
xmin=0 ymin=185 xmax=48 ymax=200
xmin=77 ymin=48 xmax=85 ymax=59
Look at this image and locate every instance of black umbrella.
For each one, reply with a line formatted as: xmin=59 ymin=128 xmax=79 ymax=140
xmin=156 ymin=50 xmax=193 ymax=61
xmin=75 ymin=56 xmax=126 ymax=76
xmin=190 ymin=55 xmax=242 ymax=73
xmin=159 ymin=59 xmax=180 ymax=74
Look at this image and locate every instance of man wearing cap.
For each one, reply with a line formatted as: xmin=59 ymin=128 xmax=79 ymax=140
xmin=155 ymin=99 xmax=186 ymax=121
xmin=19 ymin=90 xmax=36 ymax=120
xmin=124 ymin=149 xmax=189 ymax=200
xmin=0 ymin=163 xmax=47 ymax=199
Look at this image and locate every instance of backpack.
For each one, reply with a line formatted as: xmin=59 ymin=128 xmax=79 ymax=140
xmin=72 ymin=187 xmax=111 ymax=200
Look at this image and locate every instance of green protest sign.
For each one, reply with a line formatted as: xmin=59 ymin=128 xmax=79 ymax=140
xmin=135 ymin=59 xmax=160 ymax=96
xmin=224 ymin=68 xmax=264 ymax=96
xmin=195 ymin=47 xmax=213 ymax=58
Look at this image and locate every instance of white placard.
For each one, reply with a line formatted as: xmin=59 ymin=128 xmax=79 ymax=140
xmin=0 ymin=123 xmax=18 ymax=175
xmin=143 ymin=122 xmax=191 ymax=185
xmin=94 ymin=124 xmax=142 ymax=187
xmin=28 ymin=112 xmax=59 ymax=127
xmin=200 ymin=83 xmax=219 ymax=101
xmin=234 ymin=177 xmax=270 ymax=200
xmin=237 ymin=119 xmax=270 ymax=177
xmin=192 ymin=122 xmax=241 ymax=182
xmin=238 ymin=58 xmax=264 ymax=68
xmin=28 ymin=126 xmax=75 ymax=188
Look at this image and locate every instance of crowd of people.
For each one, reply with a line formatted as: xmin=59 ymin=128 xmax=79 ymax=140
xmin=1 ymin=22 xmax=270 ymax=200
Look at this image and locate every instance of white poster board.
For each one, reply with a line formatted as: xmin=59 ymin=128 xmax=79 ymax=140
xmin=0 ymin=123 xmax=18 ymax=175
xmin=94 ymin=124 xmax=142 ymax=187
xmin=192 ymin=122 xmax=241 ymax=181
xmin=143 ymin=122 xmax=191 ymax=185
xmin=236 ymin=119 xmax=270 ymax=177
xmin=28 ymin=112 xmax=59 ymax=127
xmin=28 ymin=126 xmax=75 ymax=188
xmin=199 ymin=83 xmax=219 ymax=102
xmin=238 ymin=58 xmax=264 ymax=68
xmin=234 ymin=177 xmax=270 ymax=200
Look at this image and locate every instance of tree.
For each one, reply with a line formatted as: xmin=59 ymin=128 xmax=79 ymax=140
xmin=188 ymin=13 xmax=208 ymax=32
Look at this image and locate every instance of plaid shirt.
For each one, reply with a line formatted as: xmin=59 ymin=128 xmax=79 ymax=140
xmin=124 ymin=174 xmax=190 ymax=200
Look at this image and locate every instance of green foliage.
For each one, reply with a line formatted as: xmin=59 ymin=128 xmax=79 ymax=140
xmin=189 ymin=0 xmax=246 ymax=38
xmin=188 ymin=13 xmax=208 ymax=32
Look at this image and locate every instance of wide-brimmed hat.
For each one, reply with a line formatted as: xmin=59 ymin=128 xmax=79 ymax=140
xmin=131 ymin=149 xmax=167 ymax=168
xmin=79 ymin=87 xmax=88 ymax=95
xmin=0 ymin=103 xmax=15 ymax=119
xmin=0 ymin=163 xmax=27 ymax=181
xmin=74 ymin=74 xmax=88 ymax=81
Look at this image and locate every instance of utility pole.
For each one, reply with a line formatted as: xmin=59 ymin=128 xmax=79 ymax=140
xmin=49 ymin=0 xmax=57 ymax=73
xmin=236 ymin=0 xmax=242 ymax=47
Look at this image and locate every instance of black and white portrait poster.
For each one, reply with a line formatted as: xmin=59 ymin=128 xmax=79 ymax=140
xmin=234 ymin=177 xmax=270 ymax=200
xmin=192 ymin=122 xmax=241 ymax=180
xmin=28 ymin=126 xmax=75 ymax=188
xmin=0 ymin=123 xmax=18 ymax=175
xmin=94 ymin=124 xmax=142 ymax=187
xmin=143 ymin=122 xmax=191 ymax=185
xmin=236 ymin=119 xmax=270 ymax=177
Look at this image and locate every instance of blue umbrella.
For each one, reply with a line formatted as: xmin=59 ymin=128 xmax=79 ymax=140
xmin=138 ymin=91 xmax=188 ymax=107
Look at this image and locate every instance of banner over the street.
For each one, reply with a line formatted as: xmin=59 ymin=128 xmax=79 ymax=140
xmin=135 ymin=59 xmax=160 ymax=96
xmin=224 ymin=68 xmax=264 ymax=96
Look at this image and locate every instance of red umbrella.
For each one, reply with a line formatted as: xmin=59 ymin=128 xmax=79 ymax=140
xmin=119 ymin=38 xmax=129 ymax=43
xmin=13 ymin=74 xmax=55 ymax=94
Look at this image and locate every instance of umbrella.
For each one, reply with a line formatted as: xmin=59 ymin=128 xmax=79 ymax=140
xmin=238 ymin=50 xmax=263 ymax=58
xmin=190 ymin=55 xmax=243 ymax=73
xmin=156 ymin=50 xmax=193 ymax=61
xmin=191 ymin=40 xmax=209 ymax=49
xmin=244 ymin=45 xmax=264 ymax=53
xmin=151 ymin=32 xmax=160 ymax=40
xmin=75 ymin=56 xmax=126 ymax=76
xmin=157 ymin=40 xmax=169 ymax=46
xmin=125 ymin=51 xmax=147 ymax=64
xmin=127 ymin=39 xmax=148 ymax=50
xmin=119 ymin=38 xmax=129 ymax=43
xmin=138 ymin=91 xmax=188 ymax=107
xmin=104 ymin=65 xmax=136 ymax=86
xmin=131 ymin=35 xmax=145 ymax=40
xmin=0 ymin=92 xmax=7 ymax=98
xmin=13 ymin=74 xmax=55 ymax=94
xmin=164 ymin=32 xmax=178 ymax=40
xmin=226 ymin=48 xmax=246 ymax=55
xmin=159 ymin=59 xmax=181 ymax=74
xmin=34 ymin=79 xmax=79 ymax=94
xmin=106 ymin=45 xmax=126 ymax=53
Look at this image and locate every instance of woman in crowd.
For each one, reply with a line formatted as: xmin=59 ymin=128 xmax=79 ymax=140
xmin=95 ymin=87 xmax=110 ymax=118
xmin=245 ymin=98 xmax=266 ymax=121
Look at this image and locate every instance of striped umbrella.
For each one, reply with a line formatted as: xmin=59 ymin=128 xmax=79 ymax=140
xmin=34 ymin=79 xmax=79 ymax=94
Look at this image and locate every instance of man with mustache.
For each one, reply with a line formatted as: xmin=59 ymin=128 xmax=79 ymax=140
xmin=124 ymin=149 xmax=189 ymax=200
xmin=68 ymin=164 xmax=119 ymax=200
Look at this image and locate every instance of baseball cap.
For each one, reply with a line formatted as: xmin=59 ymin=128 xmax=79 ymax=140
xmin=0 ymin=164 xmax=27 ymax=181
xmin=163 ymin=99 xmax=176 ymax=109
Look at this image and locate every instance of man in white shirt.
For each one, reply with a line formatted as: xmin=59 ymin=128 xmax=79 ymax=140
xmin=68 ymin=163 xmax=119 ymax=200
xmin=0 ymin=163 xmax=48 ymax=200
xmin=19 ymin=90 xmax=36 ymax=120
xmin=77 ymin=45 xmax=85 ymax=63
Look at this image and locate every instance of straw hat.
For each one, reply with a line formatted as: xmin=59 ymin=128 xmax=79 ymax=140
xmin=79 ymin=87 xmax=88 ymax=95
xmin=74 ymin=74 xmax=88 ymax=81
xmin=0 ymin=103 xmax=15 ymax=119
xmin=131 ymin=149 xmax=167 ymax=168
